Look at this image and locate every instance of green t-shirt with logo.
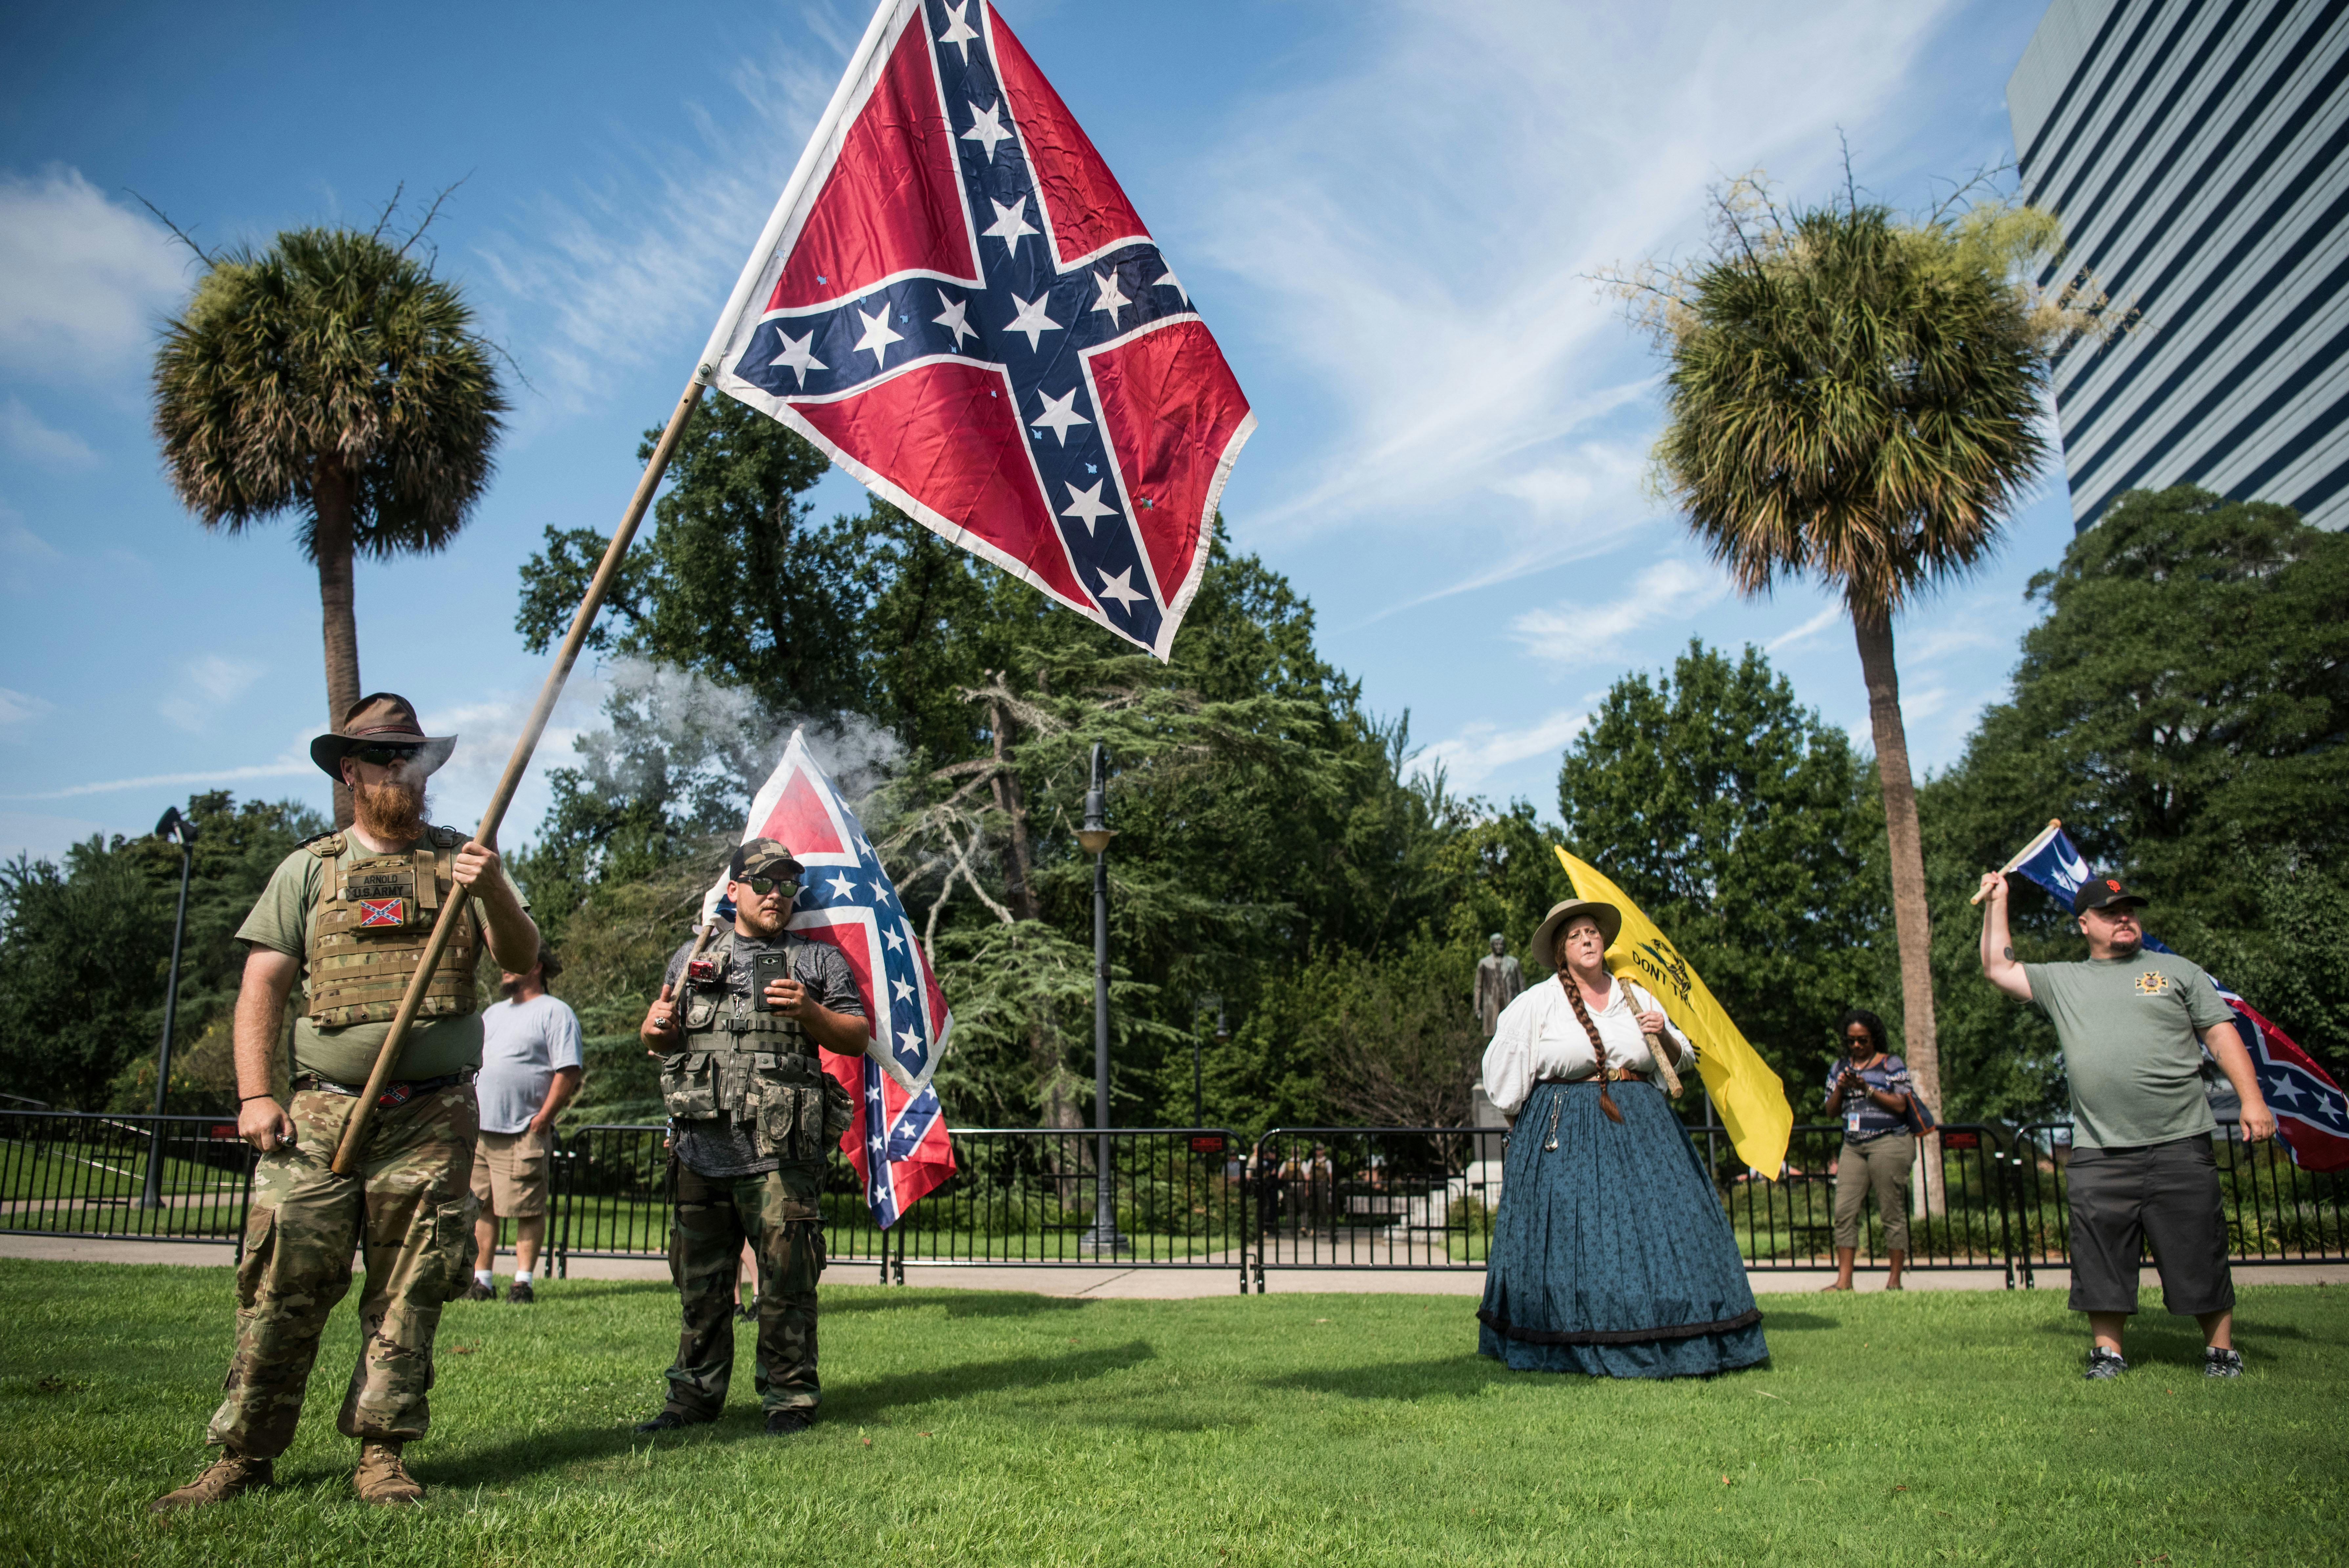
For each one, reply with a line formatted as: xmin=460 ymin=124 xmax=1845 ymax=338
xmin=235 ymin=833 xmax=525 ymax=1085
xmin=2022 ymin=948 xmax=2234 ymax=1149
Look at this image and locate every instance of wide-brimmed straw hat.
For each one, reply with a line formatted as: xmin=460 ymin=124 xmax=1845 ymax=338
xmin=1529 ymin=897 xmax=1622 ymax=972
xmin=308 ymin=692 xmax=456 ymax=780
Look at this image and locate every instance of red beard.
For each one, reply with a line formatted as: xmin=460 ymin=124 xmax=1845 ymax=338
xmin=353 ymin=776 xmax=428 ymax=843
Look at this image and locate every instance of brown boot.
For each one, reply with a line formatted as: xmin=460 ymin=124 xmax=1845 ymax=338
xmin=351 ymin=1439 xmax=424 ymax=1506
xmin=149 ymin=1452 xmax=274 ymax=1514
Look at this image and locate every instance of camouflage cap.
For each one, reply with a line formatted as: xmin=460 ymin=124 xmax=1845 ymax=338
xmin=729 ymin=837 xmax=805 ymax=882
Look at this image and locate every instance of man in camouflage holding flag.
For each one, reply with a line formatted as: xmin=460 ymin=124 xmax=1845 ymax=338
xmin=632 ymin=838 xmax=863 ymax=1435
xmin=151 ymin=695 xmax=542 ymax=1513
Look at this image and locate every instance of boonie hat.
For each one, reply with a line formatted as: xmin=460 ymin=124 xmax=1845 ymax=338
xmin=2073 ymin=875 xmax=2147 ymax=916
xmin=308 ymin=692 xmax=456 ymax=780
xmin=730 ymin=837 xmax=805 ymax=882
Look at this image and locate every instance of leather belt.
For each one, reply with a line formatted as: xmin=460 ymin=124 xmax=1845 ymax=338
xmin=1534 ymin=1068 xmax=1639 ymax=1085
xmin=293 ymin=1070 xmax=473 ymax=1108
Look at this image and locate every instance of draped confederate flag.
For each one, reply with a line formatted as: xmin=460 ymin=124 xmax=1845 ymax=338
xmin=698 ymin=0 xmax=1253 ymax=659
xmin=710 ymin=731 xmax=955 ymax=1225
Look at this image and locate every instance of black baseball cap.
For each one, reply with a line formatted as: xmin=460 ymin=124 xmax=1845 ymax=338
xmin=2073 ymin=875 xmax=2147 ymax=915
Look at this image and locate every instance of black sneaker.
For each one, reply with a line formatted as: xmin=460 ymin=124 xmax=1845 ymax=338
xmin=2205 ymin=1346 xmax=2244 ymax=1379
xmin=507 ymin=1281 xmax=536 ymax=1305
xmin=765 ymin=1409 xmax=814 ymax=1435
xmin=735 ymin=1297 xmax=757 ymax=1322
xmin=631 ymin=1408 xmax=711 ymax=1434
xmin=2084 ymin=1347 xmax=2128 ymax=1380
xmin=461 ymin=1278 xmax=498 ymax=1302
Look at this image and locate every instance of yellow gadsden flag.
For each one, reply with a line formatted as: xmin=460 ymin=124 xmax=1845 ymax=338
xmin=1554 ymin=847 xmax=1793 ymax=1177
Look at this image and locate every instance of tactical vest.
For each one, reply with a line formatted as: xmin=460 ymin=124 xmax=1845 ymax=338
xmin=302 ymin=827 xmax=480 ymax=1028
xmin=660 ymin=932 xmax=854 ymax=1162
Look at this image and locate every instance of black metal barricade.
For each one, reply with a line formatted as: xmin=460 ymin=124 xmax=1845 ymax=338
xmin=1700 ymin=1121 xmax=2020 ymax=1283
xmin=0 ymin=1110 xmax=257 ymax=1253
xmin=1250 ymin=1120 xmax=2020 ymax=1289
xmin=550 ymin=1125 xmax=1251 ymax=1291
xmin=1246 ymin=1126 xmax=1506 ymax=1291
xmin=2005 ymin=1120 xmax=2349 ymax=1287
xmin=7 ymin=1110 xmax=2343 ymax=1295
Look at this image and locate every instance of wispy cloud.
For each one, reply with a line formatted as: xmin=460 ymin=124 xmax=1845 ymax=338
xmin=1186 ymin=0 xmax=1956 ymax=579
xmin=1422 ymin=705 xmax=1592 ymax=794
xmin=1903 ymin=621 xmax=2010 ymax=663
xmin=1 ymin=509 xmax=60 ymax=563
xmin=0 ymin=397 xmax=97 ymax=468
xmin=0 ymin=687 xmax=54 ymax=727
xmin=5 ymin=757 xmax=313 ymax=802
xmin=157 ymin=654 xmax=268 ymax=733
xmin=1509 ymin=559 xmax=1726 ymax=662
xmin=0 ymin=167 xmax=189 ymax=382
xmin=476 ymin=6 xmax=858 ymax=410
xmin=2 ymin=500 xmax=62 ymax=593
xmin=1765 ymin=604 xmax=1846 ymax=655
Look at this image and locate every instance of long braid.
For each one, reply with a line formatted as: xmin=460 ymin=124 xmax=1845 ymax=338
xmin=1561 ymin=970 xmax=1624 ymax=1124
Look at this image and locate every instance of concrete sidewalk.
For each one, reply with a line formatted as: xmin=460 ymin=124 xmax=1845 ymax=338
xmin=8 ymin=1234 xmax=2344 ymax=1296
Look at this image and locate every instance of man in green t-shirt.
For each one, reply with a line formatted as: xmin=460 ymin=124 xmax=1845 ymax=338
xmin=1978 ymin=870 xmax=2275 ymax=1382
xmin=152 ymin=694 xmax=541 ymax=1515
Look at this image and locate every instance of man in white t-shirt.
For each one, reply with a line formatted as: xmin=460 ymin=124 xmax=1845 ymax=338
xmin=463 ymin=947 xmax=583 ymax=1303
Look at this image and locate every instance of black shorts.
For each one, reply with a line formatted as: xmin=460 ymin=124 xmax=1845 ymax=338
xmin=2065 ymin=1134 xmax=2234 ymax=1317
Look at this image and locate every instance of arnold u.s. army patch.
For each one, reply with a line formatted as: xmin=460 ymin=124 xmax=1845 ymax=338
xmin=2135 ymin=970 xmax=2170 ymax=996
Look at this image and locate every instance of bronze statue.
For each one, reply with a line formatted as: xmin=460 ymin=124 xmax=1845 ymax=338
xmin=1473 ymin=932 xmax=1524 ymax=1037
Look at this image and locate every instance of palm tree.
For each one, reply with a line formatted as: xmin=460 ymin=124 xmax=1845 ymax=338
xmin=153 ymin=223 xmax=507 ymax=826
xmin=1613 ymin=181 xmax=2119 ymax=1190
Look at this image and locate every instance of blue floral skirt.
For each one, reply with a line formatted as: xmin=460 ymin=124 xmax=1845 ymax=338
xmin=1478 ymin=1077 xmax=1768 ymax=1379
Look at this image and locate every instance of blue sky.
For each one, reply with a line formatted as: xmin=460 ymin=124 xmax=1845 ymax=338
xmin=0 ymin=0 xmax=2071 ymax=865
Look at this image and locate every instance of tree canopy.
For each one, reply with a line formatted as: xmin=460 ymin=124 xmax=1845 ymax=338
xmin=153 ymin=218 xmax=508 ymax=825
xmin=1559 ymin=642 xmax=1885 ymax=1089
xmin=0 ymin=793 xmax=326 ymax=1111
xmin=1924 ymin=485 xmax=2349 ymax=1094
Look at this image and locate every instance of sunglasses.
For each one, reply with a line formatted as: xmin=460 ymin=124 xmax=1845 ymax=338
xmin=737 ymin=876 xmax=797 ymax=897
xmin=349 ymin=743 xmax=422 ymax=766
xmin=1844 ymin=1032 xmax=1874 ymax=1043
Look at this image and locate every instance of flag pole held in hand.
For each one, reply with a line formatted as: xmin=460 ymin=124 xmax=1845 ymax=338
xmin=1970 ymin=819 xmax=2063 ymax=906
xmin=329 ymin=372 xmax=712 ymax=1175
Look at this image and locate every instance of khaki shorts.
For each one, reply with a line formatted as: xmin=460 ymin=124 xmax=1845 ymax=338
xmin=470 ymin=1127 xmax=551 ymax=1219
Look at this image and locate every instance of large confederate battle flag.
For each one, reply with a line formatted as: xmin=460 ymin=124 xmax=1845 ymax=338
xmin=708 ymin=731 xmax=955 ymax=1226
xmin=699 ymin=0 xmax=1253 ymax=658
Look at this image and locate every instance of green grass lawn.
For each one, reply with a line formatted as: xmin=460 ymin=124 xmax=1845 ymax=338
xmin=2 ymin=1261 xmax=2343 ymax=1566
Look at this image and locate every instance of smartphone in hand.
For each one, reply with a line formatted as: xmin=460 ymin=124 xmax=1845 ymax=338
xmin=752 ymin=950 xmax=794 ymax=1011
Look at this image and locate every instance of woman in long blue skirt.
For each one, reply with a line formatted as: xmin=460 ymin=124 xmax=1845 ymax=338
xmin=1477 ymin=898 xmax=1768 ymax=1380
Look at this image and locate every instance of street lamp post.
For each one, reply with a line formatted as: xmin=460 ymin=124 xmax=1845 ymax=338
xmin=1077 ymin=742 xmax=1127 ymax=1254
xmin=140 ymin=806 xmax=198 ymax=1211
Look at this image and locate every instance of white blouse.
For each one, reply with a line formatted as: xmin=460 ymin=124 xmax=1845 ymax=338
xmin=1480 ymin=973 xmax=1694 ymax=1119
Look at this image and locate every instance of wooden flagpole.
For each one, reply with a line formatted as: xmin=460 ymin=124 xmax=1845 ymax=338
xmin=1968 ymin=818 xmax=2063 ymax=907
xmin=330 ymin=371 xmax=711 ymax=1174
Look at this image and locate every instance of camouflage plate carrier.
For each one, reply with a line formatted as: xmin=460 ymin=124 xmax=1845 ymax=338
xmin=661 ymin=932 xmax=855 ymax=1160
xmin=303 ymin=828 xmax=480 ymax=1027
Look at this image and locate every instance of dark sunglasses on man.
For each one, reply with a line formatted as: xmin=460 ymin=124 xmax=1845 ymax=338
xmin=737 ymin=876 xmax=797 ymax=897
xmin=349 ymin=743 xmax=422 ymax=766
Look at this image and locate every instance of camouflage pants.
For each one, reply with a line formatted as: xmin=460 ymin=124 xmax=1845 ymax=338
xmin=206 ymin=1085 xmax=477 ymax=1458
xmin=660 ymin=1157 xmax=825 ymax=1417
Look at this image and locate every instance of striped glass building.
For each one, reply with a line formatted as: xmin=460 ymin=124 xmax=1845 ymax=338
xmin=2008 ymin=0 xmax=2347 ymax=532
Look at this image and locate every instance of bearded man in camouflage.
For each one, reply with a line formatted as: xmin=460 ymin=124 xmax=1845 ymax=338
xmin=152 ymin=694 xmax=541 ymax=1513
xmin=632 ymin=838 xmax=864 ymax=1436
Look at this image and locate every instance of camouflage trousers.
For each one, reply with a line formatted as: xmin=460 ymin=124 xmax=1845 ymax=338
xmin=660 ymin=1157 xmax=826 ymax=1417
xmin=206 ymin=1085 xmax=478 ymax=1458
